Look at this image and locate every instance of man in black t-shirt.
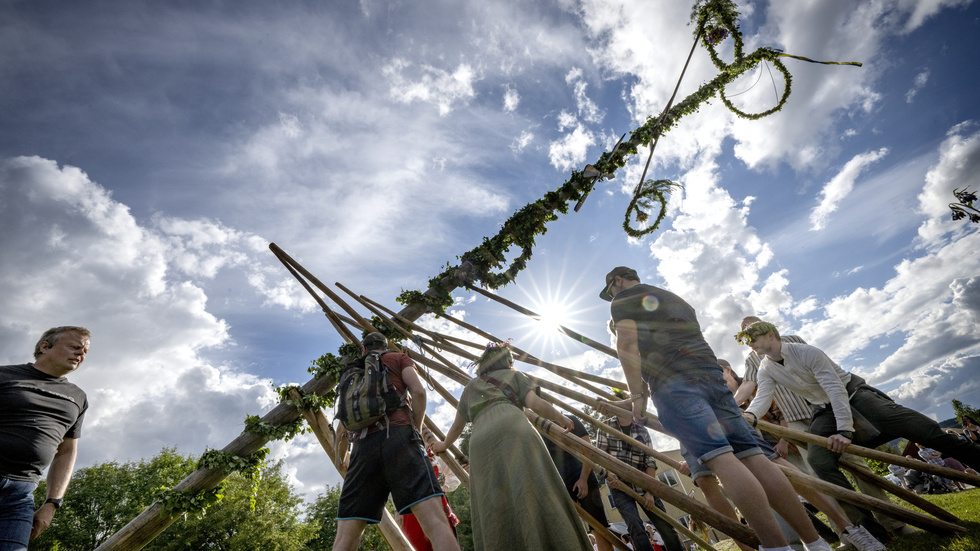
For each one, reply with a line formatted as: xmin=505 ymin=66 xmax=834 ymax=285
xmin=1 ymin=326 xmax=90 ymax=548
xmin=543 ymin=415 xmax=613 ymax=551
xmin=600 ymin=267 xmax=833 ymax=551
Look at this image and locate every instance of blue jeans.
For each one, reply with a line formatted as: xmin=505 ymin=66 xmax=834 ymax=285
xmin=0 ymin=477 xmax=37 ymax=551
xmin=651 ymin=368 xmax=763 ymax=463
xmin=609 ymin=488 xmax=683 ymax=551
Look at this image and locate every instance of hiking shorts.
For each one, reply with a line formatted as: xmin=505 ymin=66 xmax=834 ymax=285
xmin=337 ymin=425 xmax=443 ymax=523
xmin=651 ymin=368 xmax=764 ymax=465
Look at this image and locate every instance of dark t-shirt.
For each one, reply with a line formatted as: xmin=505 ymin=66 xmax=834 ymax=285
xmin=543 ymin=415 xmax=590 ymax=483
xmin=610 ymin=283 xmax=719 ymax=386
xmin=0 ymin=363 xmax=88 ymax=482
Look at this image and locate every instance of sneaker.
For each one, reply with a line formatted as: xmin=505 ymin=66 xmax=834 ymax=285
xmin=840 ymin=526 xmax=887 ymax=551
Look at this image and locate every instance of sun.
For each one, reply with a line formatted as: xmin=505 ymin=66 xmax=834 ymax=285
xmin=531 ymin=300 xmax=571 ymax=336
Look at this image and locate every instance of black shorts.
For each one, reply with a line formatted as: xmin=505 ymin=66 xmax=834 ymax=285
xmin=577 ymin=474 xmax=609 ymax=528
xmin=337 ymin=425 xmax=443 ymax=523
xmin=560 ymin=470 xmax=608 ymax=527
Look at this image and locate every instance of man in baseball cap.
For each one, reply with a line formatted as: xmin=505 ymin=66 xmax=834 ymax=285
xmin=600 ymin=268 xmax=833 ymax=551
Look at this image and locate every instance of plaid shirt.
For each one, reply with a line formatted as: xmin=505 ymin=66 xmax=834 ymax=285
xmin=595 ymin=418 xmax=657 ymax=494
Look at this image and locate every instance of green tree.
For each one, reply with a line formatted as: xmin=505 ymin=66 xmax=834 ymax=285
xmin=306 ymin=482 xmax=389 ymax=551
xmin=446 ymin=486 xmax=473 ymax=551
xmin=32 ymin=447 xmax=197 ymax=550
xmin=951 ymin=399 xmax=980 ymax=424
xmin=147 ymin=460 xmax=314 ymax=551
xmin=865 ymin=443 xmax=900 ymax=477
xmin=31 ymin=448 xmax=314 ymax=551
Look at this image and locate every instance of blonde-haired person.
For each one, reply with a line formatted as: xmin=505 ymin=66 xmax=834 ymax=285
xmin=432 ymin=343 xmax=592 ymax=550
xmin=740 ymin=321 xmax=980 ymax=520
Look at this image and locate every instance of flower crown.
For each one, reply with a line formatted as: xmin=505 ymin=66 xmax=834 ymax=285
xmin=469 ymin=339 xmax=514 ymax=371
xmin=734 ymin=321 xmax=778 ymax=345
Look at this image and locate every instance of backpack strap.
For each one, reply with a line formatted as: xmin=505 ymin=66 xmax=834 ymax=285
xmin=479 ymin=373 xmax=522 ymax=408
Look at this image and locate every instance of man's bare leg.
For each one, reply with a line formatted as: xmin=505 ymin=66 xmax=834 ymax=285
xmin=695 ymin=475 xmax=755 ymax=551
xmin=409 ymin=496 xmax=461 ymax=551
xmin=772 ymin=457 xmax=849 ymax=532
xmin=705 ymin=452 xmax=790 ymax=549
xmin=333 ymin=519 xmax=367 ymax=551
xmin=742 ymin=454 xmax=824 ymax=545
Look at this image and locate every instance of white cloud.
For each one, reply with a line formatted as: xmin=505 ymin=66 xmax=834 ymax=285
xmin=899 ymin=0 xmax=973 ymax=32
xmin=503 ymin=86 xmax=520 ymax=112
xmin=548 ymin=123 xmax=596 ymax=172
xmin=0 ymin=155 xmax=284 ymax=470
xmin=383 ymin=59 xmax=478 ymax=116
xmin=905 ymin=69 xmax=930 ymax=103
xmin=810 ymin=148 xmax=889 ymax=230
xmin=565 ymin=67 xmax=604 ymax=124
xmin=511 ymin=129 xmax=535 ymax=153
xmin=916 ymin=120 xmax=980 ymax=241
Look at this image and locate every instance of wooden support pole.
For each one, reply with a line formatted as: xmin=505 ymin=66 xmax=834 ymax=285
xmin=754 ymin=419 xmax=980 ymax=487
xmin=537 ymin=418 xmax=718 ymax=551
xmin=269 ymin=243 xmax=375 ymax=332
xmin=275 ymin=254 xmax=359 ymax=344
xmin=95 ymin=368 xmax=345 ymax=550
xmin=838 ymin=460 xmax=961 ymax=524
xmin=97 ymin=245 xmax=470 ymax=550
xmin=776 ymin=464 xmax=963 ymax=534
xmin=574 ymin=503 xmax=631 ymax=551
xmin=527 ymin=410 xmax=757 ymax=549
xmin=434 ymin=309 xmax=624 ymax=389
xmin=464 ymin=283 xmax=619 ymax=358
xmin=421 ymin=426 xmax=470 ymax=490
xmin=541 ymin=389 xmax=962 ymax=533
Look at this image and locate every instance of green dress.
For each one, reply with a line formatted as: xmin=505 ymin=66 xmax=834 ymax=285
xmin=459 ymin=369 xmax=592 ymax=551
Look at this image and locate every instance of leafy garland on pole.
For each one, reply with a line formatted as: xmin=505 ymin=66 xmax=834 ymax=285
xmin=396 ymin=0 xmax=812 ymax=314
xmin=154 ymin=447 xmax=270 ymax=517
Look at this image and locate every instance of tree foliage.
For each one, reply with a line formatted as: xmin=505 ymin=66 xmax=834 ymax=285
xmin=951 ymin=399 xmax=980 ymax=424
xmin=31 ymin=447 xmax=313 ymax=551
xmin=446 ymin=486 xmax=474 ymax=551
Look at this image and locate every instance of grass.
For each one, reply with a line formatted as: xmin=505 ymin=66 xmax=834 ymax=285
xmin=886 ymin=488 xmax=980 ymax=551
xmin=707 ymin=488 xmax=980 ymax=551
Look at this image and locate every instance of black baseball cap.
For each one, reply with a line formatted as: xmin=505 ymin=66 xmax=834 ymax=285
xmin=599 ymin=266 xmax=638 ymax=301
xmin=362 ymin=332 xmax=388 ymax=347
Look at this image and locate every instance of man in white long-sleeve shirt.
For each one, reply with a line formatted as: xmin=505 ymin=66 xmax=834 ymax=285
xmin=740 ymin=321 xmax=980 ymax=503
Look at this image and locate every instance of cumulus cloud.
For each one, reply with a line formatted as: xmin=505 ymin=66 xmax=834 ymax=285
xmin=810 ymin=148 xmax=889 ymax=230
xmin=548 ymin=121 xmax=596 ymax=172
xmin=916 ymin=121 xmax=980 ymax=241
xmin=0 ymin=155 xmax=283 ymax=467
xmin=383 ymin=59 xmax=478 ymax=116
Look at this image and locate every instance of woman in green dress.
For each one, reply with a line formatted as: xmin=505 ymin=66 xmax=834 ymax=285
xmin=431 ymin=343 xmax=593 ymax=551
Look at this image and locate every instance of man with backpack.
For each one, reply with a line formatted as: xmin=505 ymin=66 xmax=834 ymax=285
xmin=332 ymin=332 xmax=459 ymax=551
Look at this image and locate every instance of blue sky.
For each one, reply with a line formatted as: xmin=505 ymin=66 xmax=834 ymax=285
xmin=2 ymin=0 xmax=979 ymax=502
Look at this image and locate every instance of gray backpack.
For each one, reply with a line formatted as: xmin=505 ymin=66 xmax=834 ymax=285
xmin=335 ymin=351 xmax=406 ymax=431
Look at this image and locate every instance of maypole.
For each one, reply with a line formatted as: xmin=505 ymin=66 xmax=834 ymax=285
xmin=95 ymin=1 xmax=868 ymax=548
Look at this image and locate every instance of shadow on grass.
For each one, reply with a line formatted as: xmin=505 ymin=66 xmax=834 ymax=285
xmin=887 ymin=488 xmax=980 ymax=551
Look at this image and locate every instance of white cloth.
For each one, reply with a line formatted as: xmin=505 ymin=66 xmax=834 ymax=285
xmin=747 ymin=342 xmax=855 ymax=432
xmin=743 ymin=335 xmax=813 ymax=422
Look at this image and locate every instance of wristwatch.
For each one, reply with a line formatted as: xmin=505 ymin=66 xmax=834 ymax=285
xmin=836 ymin=430 xmax=854 ymax=440
xmin=43 ymin=498 xmax=63 ymax=510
